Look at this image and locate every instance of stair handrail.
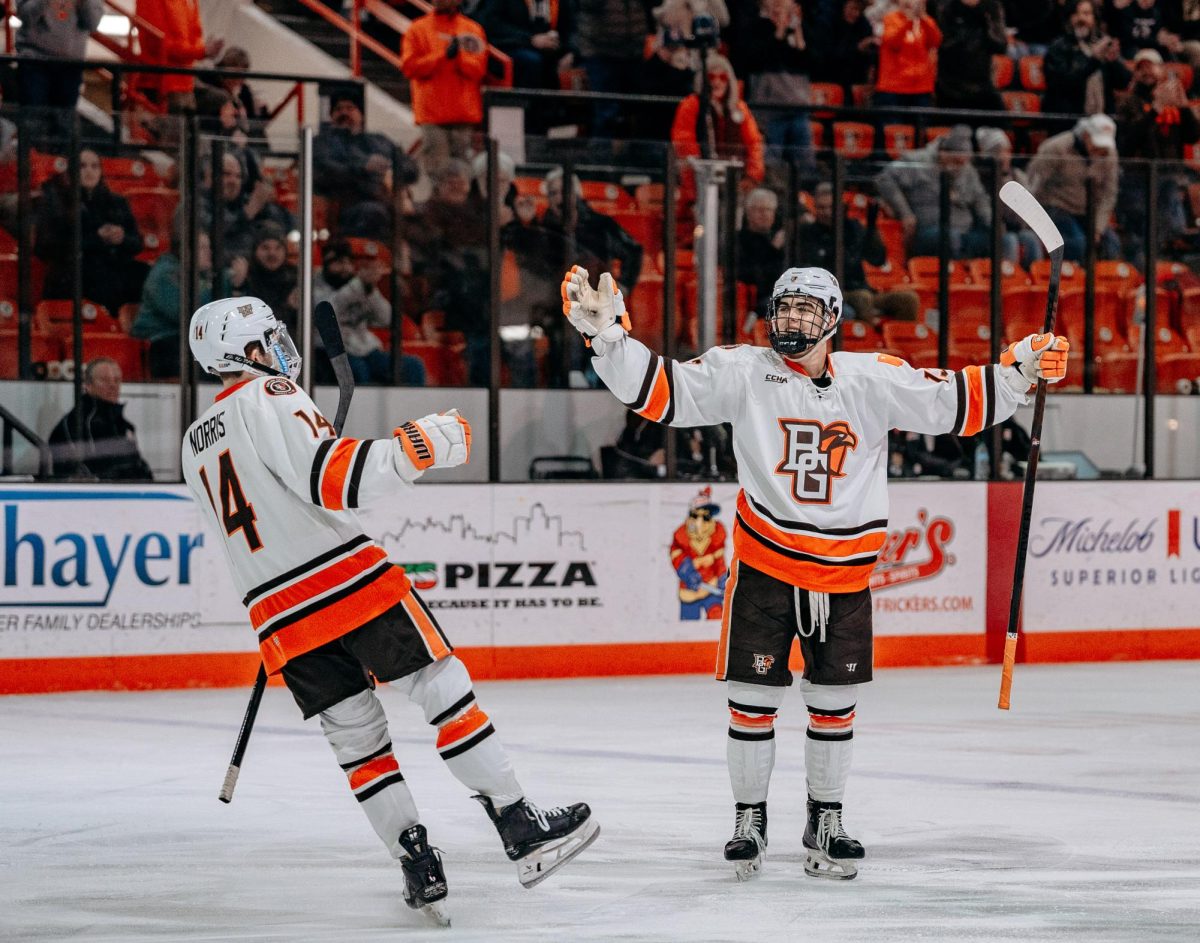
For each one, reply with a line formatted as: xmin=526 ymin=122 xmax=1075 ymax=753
xmin=0 ymin=402 xmax=52 ymax=479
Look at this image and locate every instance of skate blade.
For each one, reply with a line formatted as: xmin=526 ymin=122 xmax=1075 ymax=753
xmin=416 ymin=900 xmax=451 ymax=928
xmin=517 ymin=818 xmax=600 ymax=888
xmin=732 ymin=855 xmax=763 ymax=882
xmin=804 ymin=849 xmax=858 ymax=881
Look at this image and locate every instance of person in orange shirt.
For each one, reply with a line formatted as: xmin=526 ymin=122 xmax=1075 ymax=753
xmin=400 ymin=0 xmax=489 ymax=174
xmin=670 ymin=54 xmax=766 ymax=205
xmin=874 ymin=0 xmax=941 ymax=109
xmin=134 ymin=0 xmax=223 ymax=112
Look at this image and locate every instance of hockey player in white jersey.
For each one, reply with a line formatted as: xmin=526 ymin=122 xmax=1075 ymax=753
xmin=561 ymin=264 xmax=1068 ymax=882
xmin=181 ymin=297 xmax=598 ymax=924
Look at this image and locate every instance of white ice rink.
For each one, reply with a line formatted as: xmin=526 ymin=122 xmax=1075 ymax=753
xmin=2 ymin=662 xmax=1199 ymax=943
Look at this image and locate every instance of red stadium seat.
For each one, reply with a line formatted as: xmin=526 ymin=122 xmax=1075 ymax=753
xmin=629 ymin=276 xmax=665 ymax=347
xmin=1158 ymin=352 xmax=1200 ymax=393
xmin=1096 ymin=351 xmax=1139 ymax=392
xmin=833 ymin=122 xmax=874 ymax=159
xmin=1001 ymin=283 xmax=1046 ymax=341
xmin=810 ymin=82 xmax=845 ymax=119
xmin=1002 ymin=91 xmax=1041 ymax=113
xmin=948 ymin=286 xmax=993 ymax=334
xmin=883 ymin=124 xmax=916 ymax=159
xmin=875 ymin=217 xmax=907 ymax=266
xmin=881 ymin=322 xmax=938 ymax=363
xmin=123 ymin=187 xmax=179 ymax=263
xmin=35 ymin=299 xmax=112 ymax=334
xmin=809 ymin=121 xmax=825 ymax=149
xmin=580 ymin=180 xmax=635 ymax=213
xmin=0 ymin=330 xmax=62 ymax=379
xmin=907 ymin=257 xmax=968 ymax=285
xmin=81 ymin=333 xmax=148 ymax=381
xmin=966 ymin=257 xmax=1028 ymax=288
xmin=1019 ymin=55 xmax=1045 ymax=91
xmin=840 ymin=320 xmax=882 ymax=352
xmin=992 ymin=55 xmax=1015 ymax=89
xmin=863 ymin=260 xmax=907 ymax=291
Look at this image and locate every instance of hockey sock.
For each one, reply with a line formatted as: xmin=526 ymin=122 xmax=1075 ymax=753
xmin=393 ymin=656 xmax=524 ymax=808
xmin=726 ymin=680 xmax=785 ymax=805
xmin=320 ymin=688 xmax=420 ymax=859
xmin=800 ymin=680 xmax=857 ymax=803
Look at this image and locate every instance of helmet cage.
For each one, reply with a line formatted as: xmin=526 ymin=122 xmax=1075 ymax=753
xmin=225 ymin=322 xmax=302 ymax=380
xmin=767 ymin=293 xmax=834 ymax=356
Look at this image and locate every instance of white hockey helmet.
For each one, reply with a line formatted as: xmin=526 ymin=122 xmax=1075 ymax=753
xmin=189 ymin=296 xmax=302 ymax=380
xmin=767 ymin=267 xmax=843 ymax=357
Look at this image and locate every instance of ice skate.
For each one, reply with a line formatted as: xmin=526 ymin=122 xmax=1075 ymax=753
xmin=723 ymin=801 xmax=767 ymax=882
xmin=802 ymin=798 xmax=864 ymax=880
xmin=474 ymin=795 xmax=599 ymax=888
xmin=399 ymin=824 xmax=451 ymax=927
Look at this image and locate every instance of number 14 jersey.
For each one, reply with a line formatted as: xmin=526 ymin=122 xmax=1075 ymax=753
xmin=180 ymin=376 xmax=421 ymax=675
xmin=591 ymin=336 xmax=1028 ymax=593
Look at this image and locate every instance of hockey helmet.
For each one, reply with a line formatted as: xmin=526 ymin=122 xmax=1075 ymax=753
xmin=767 ymin=267 xmax=843 ymax=357
xmin=189 ymin=296 xmax=302 ymax=380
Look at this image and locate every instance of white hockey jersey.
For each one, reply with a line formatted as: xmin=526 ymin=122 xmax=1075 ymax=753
xmin=180 ymin=376 xmax=446 ymax=675
xmin=592 ymin=337 xmax=1027 ymax=593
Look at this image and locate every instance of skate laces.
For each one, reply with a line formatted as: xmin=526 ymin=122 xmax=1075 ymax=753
xmin=817 ymin=807 xmax=848 ymax=846
xmin=734 ymin=806 xmax=764 ymax=839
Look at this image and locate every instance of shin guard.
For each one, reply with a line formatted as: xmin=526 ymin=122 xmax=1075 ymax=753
xmin=320 ymin=689 xmax=420 ymax=858
xmin=393 ymin=656 xmax=524 ymax=807
xmin=726 ymin=681 xmax=785 ymax=805
xmin=800 ymin=680 xmax=856 ymax=803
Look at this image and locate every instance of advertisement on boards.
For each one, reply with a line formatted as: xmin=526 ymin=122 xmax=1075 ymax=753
xmin=1021 ymin=481 xmax=1200 ymax=632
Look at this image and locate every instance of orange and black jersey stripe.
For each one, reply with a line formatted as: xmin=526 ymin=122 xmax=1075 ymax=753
xmin=953 ymin=364 xmax=1000 ymax=438
xmin=624 ymin=355 xmax=677 ymax=424
xmin=310 ymin=437 xmax=381 ymax=511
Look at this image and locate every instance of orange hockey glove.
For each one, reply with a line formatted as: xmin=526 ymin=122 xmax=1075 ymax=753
xmin=1001 ymin=333 xmax=1070 ymax=386
xmin=561 ymin=264 xmax=631 ymax=350
xmin=394 ymin=409 xmax=471 ymax=478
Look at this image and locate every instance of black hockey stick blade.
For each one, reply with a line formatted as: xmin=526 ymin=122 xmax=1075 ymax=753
xmin=313 ymin=300 xmax=355 ymax=435
xmin=218 ymin=664 xmax=267 ymax=803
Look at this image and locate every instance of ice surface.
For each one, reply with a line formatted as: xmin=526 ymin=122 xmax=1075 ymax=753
xmin=2 ymin=662 xmax=1199 ymax=942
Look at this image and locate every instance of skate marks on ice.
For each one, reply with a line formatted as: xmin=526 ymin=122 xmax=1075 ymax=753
xmin=2 ymin=664 xmax=1199 ymax=942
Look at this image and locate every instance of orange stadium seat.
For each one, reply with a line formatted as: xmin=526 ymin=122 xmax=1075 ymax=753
xmin=907 ymin=257 xmax=967 ymax=285
xmin=124 ymin=186 xmax=179 ymax=263
xmin=850 ymin=84 xmax=872 ymax=107
xmin=992 ymin=55 xmax=1015 ymax=89
xmin=1001 ymin=283 xmax=1046 ymax=340
xmin=875 ymin=216 xmax=907 ymax=266
xmin=809 ymin=121 xmax=825 ymax=149
xmin=580 ymin=180 xmax=635 ymax=213
xmin=948 ymin=285 xmax=992 ymax=332
xmin=1019 ymin=55 xmax=1045 ymax=91
xmin=629 ymin=275 xmax=665 ymax=347
xmin=833 ymin=122 xmax=874 ymax=159
xmin=810 ymin=82 xmax=845 ymax=119
xmin=1158 ymin=352 xmax=1200 ymax=393
xmin=1096 ymin=351 xmax=1139 ymax=391
xmin=82 ymin=333 xmax=148 ymax=381
xmin=1002 ymin=91 xmax=1041 ymax=113
xmin=883 ymin=124 xmax=916 ymax=159
xmin=35 ymin=299 xmax=112 ymax=334
xmin=0 ymin=330 xmax=61 ymax=379
xmin=840 ymin=320 xmax=882 ymax=352
xmin=881 ymin=321 xmax=938 ymax=363
xmin=863 ymin=259 xmax=907 ymax=291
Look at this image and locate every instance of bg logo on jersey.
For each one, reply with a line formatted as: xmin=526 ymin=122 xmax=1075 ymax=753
xmin=774 ymin=419 xmax=858 ymax=504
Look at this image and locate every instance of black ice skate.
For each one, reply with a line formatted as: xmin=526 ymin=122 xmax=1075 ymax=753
xmin=802 ymin=798 xmax=864 ymax=880
xmin=399 ymin=824 xmax=450 ymax=927
xmin=473 ymin=795 xmax=599 ymax=888
xmin=723 ymin=801 xmax=767 ymax=882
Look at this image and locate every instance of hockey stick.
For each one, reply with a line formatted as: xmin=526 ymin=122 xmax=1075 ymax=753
xmin=996 ymin=182 xmax=1064 ymax=711
xmin=219 ymin=301 xmax=354 ymax=802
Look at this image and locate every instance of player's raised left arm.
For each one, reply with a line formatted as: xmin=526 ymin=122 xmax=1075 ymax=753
xmin=883 ymin=332 xmax=1069 ymax=436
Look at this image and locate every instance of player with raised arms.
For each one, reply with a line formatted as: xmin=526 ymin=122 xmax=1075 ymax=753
xmin=561 ymin=264 xmax=1068 ymax=881
xmin=181 ymin=297 xmax=598 ymax=926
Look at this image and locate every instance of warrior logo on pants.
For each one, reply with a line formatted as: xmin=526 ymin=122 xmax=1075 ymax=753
xmin=774 ymin=419 xmax=858 ymax=504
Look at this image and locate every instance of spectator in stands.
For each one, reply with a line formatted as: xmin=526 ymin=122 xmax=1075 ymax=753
xmin=670 ymin=54 xmax=766 ymax=199
xmin=404 ymin=159 xmax=491 ymax=384
xmin=876 ymin=124 xmax=992 ymax=258
xmin=48 ymin=358 xmax=154 ymax=481
xmin=198 ymin=47 xmax=269 ymax=138
xmin=187 ymin=151 xmax=291 ymax=265
xmin=1027 ymin=113 xmax=1120 ymax=261
xmin=646 ymin=1 xmax=717 ymax=99
xmin=1112 ymin=0 xmax=1182 ymax=61
xmin=740 ymin=1 xmax=813 ymax=169
xmin=132 ymin=230 xmax=227 ymax=379
xmin=35 ymin=148 xmax=148 ymax=319
xmin=799 ymin=182 xmax=921 ymax=324
xmin=312 ymin=85 xmax=415 ymax=240
xmin=312 ymin=239 xmax=426 ymax=387
xmin=811 ymin=0 xmax=879 ymax=94
xmin=477 ymin=0 xmax=575 ymax=91
xmin=574 ymin=0 xmax=655 ymax=138
xmin=15 ymin=0 xmax=103 ymax=142
xmin=736 ymin=188 xmax=786 ymax=320
xmin=543 ymin=167 xmax=644 ymax=295
xmin=1116 ymin=48 xmax=1199 ymax=260
xmin=874 ymin=0 xmax=942 ymax=109
xmin=1042 ymin=0 xmax=1131 ymax=115
xmin=1002 ymin=0 xmax=1070 ymax=56
xmin=231 ymin=222 xmax=298 ymax=331
xmin=1164 ymin=0 xmax=1200 ymax=73
xmin=197 ymin=90 xmax=264 ymax=199
xmin=935 ymin=0 xmax=1008 ymax=112
xmin=401 ymin=0 xmax=489 ymax=175
xmin=974 ymin=126 xmax=1044 ymax=264
xmin=134 ymin=0 xmax=224 ymax=143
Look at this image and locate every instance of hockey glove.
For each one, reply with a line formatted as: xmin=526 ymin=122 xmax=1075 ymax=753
xmin=395 ymin=409 xmax=471 ymax=479
xmin=561 ymin=264 xmax=631 ymax=352
xmin=676 ymin=557 xmax=703 ymax=591
xmin=1000 ymin=333 xmax=1070 ymax=390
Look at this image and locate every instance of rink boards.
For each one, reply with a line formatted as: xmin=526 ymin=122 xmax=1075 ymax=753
xmin=0 ymin=481 xmax=1198 ymax=693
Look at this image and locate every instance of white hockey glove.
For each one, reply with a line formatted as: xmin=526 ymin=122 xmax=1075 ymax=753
xmin=1000 ymin=333 xmax=1070 ymax=392
xmin=394 ymin=409 xmax=471 ymax=480
xmin=561 ymin=264 xmax=630 ymax=353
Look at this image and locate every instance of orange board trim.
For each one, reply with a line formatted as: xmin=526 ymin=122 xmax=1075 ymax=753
xmin=2 ymin=629 xmax=1198 ymax=695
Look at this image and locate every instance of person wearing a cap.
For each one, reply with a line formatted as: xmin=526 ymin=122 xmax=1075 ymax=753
xmin=875 ymin=124 xmax=992 ymax=259
xmin=1116 ymin=47 xmax=1200 ymax=263
xmin=312 ymin=239 xmax=427 ymax=387
xmin=975 ymin=126 xmax=1044 ymax=266
xmin=1042 ymin=0 xmax=1130 ymax=116
xmin=232 ymin=222 xmax=298 ymax=331
xmin=1026 ymin=113 xmax=1120 ymax=262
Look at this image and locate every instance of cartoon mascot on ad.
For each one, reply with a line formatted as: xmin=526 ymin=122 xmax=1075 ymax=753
xmin=670 ymin=487 xmax=728 ymax=620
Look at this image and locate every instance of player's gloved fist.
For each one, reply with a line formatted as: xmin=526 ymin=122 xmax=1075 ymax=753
xmin=561 ymin=264 xmax=630 ymax=348
xmin=395 ymin=409 xmax=471 ymax=476
xmin=1001 ymin=333 xmax=1070 ymax=386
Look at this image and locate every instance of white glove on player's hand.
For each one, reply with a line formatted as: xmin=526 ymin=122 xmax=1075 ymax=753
xmin=1000 ymin=332 xmax=1070 ymax=390
xmin=561 ymin=264 xmax=629 ymax=349
xmin=394 ymin=409 xmax=471 ymax=478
